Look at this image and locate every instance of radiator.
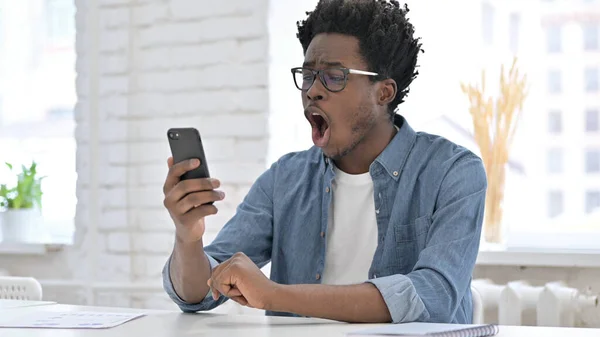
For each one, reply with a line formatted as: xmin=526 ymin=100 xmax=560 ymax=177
xmin=472 ymin=279 xmax=600 ymax=328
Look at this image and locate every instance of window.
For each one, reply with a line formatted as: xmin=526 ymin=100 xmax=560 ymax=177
xmin=585 ymin=67 xmax=599 ymax=92
xmin=481 ymin=2 xmax=494 ymax=46
xmin=547 ymin=148 xmax=563 ymax=174
xmin=586 ymin=108 xmax=599 ymax=132
xmin=583 ymin=23 xmax=599 ymax=51
xmin=548 ymin=190 xmax=564 ymax=218
xmin=548 ymin=70 xmax=562 ymax=94
xmin=585 ymin=191 xmax=600 ymax=213
xmin=548 ymin=110 xmax=562 ymax=134
xmin=0 ymin=2 xmax=76 ymax=243
xmin=586 ymin=150 xmax=600 ymax=173
xmin=546 ymin=24 xmax=562 ymax=53
xmin=46 ymin=0 xmax=75 ymax=44
xmin=509 ymin=13 xmax=521 ymax=54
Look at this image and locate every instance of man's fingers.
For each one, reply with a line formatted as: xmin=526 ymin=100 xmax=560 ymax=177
xmin=167 ymin=156 xmax=174 ymax=168
xmin=163 ymin=158 xmax=200 ymax=194
xmin=227 ymin=288 xmax=243 ymax=297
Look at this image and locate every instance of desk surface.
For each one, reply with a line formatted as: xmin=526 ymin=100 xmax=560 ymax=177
xmin=1 ymin=303 xmax=599 ymax=337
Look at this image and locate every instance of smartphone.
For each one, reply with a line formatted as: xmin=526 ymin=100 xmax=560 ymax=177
xmin=167 ymin=127 xmax=210 ymax=181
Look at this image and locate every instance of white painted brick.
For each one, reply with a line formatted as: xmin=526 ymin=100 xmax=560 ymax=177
xmin=103 ymin=143 xmax=128 ymax=165
xmin=132 ymin=255 xmax=169 ymax=278
xmin=135 ymin=208 xmax=174 ymax=232
xmin=137 ymin=64 xmax=266 ymax=92
xmin=210 ymin=162 xmax=266 ymax=185
xmin=232 ymin=88 xmax=268 ymax=112
xmin=238 ymin=38 xmax=268 ymax=63
xmin=138 ymin=16 xmax=266 ymax=47
xmin=203 ymin=138 xmax=236 ymax=161
xmin=107 ymin=232 xmax=132 ymax=253
xmin=75 ymin=74 xmax=90 ymax=99
xmin=198 ymin=15 xmax=267 ymax=41
xmin=99 ymin=187 xmax=128 ymax=211
xmin=167 ymin=91 xmax=236 ymax=115
xmin=99 ymin=166 xmax=128 ymax=188
xmin=234 ymin=139 xmax=268 ymax=162
xmin=136 ymin=49 xmax=170 ymax=71
xmin=138 ymin=164 xmax=168 ymax=186
xmin=129 ymin=93 xmax=168 ymax=116
xmin=99 ymin=0 xmax=130 ymax=6
xmin=132 ymin=233 xmax=174 ymax=254
xmin=170 ymin=0 xmax=263 ymax=20
xmin=169 ymin=41 xmax=237 ymax=68
xmin=199 ymin=113 xmax=267 ymax=138
xmin=98 ymin=76 xmax=129 ymax=97
xmin=98 ymin=119 xmax=128 ymax=142
xmin=98 ymin=209 xmax=129 ymax=231
xmin=199 ymin=63 xmax=268 ymax=89
xmin=129 ymin=142 xmax=171 ymax=164
xmin=99 ymin=7 xmax=130 ymax=29
xmin=130 ymin=186 xmax=164 ymax=208
xmin=98 ymin=95 xmax=128 ymax=118
xmin=99 ymin=30 xmax=128 ymax=53
xmin=99 ymin=54 xmax=129 ymax=75
xmin=134 ymin=3 xmax=168 ymax=27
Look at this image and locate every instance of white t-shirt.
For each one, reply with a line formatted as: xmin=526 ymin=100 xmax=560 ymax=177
xmin=320 ymin=165 xmax=378 ymax=285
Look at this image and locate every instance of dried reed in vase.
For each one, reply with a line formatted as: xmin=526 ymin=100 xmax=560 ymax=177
xmin=460 ymin=57 xmax=528 ymax=244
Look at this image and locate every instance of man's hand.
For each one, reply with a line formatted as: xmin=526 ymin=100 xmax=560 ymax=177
xmin=163 ymin=157 xmax=225 ymax=243
xmin=207 ymin=252 xmax=280 ymax=310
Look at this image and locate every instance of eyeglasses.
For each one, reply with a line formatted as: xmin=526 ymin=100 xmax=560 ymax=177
xmin=291 ymin=67 xmax=379 ymax=92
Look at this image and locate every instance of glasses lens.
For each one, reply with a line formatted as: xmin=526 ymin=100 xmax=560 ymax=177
xmin=293 ymin=69 xmax=314 ymax=90
xmin=323 ymin=69 xmax=346 ymax=91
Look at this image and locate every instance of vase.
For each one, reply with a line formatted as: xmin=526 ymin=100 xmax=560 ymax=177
xmin=0 ymin=208 xmax=42 ymax=243
xmin=483 ymin=162 xmax=507 ymax=248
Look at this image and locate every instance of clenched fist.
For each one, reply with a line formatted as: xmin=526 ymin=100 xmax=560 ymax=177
xmin=162 ymin=157 xmax=225 ymax=243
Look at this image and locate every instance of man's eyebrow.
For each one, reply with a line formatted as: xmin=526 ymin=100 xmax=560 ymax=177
xmin=302 ymin=60 xmax=346 ymax=68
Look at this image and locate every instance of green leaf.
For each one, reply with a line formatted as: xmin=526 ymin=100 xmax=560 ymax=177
xmin=5 ymin=162 xmax=12 ymax=170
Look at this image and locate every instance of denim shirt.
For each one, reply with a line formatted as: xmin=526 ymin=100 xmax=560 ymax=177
xmin=163 ymin=114 xmax=487 ymax=324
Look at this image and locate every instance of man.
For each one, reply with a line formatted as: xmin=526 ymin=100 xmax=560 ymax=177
xmin=162 ymin=0 xmax=486 ymax=324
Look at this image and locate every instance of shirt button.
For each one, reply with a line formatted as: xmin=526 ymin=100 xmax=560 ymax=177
xmin=320 ymin=231 xmax=325 ymax=238
xmin=393 ymin=171 xmax=399 ymax=177
xmin=316 ymin=273 xmax=321 ymax=280
xmin=325 ymin=187 xmax=330 ymax=193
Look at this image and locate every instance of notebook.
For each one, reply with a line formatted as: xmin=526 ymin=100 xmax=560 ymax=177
xmin=348 ymin=322 xmax=499 ymax=337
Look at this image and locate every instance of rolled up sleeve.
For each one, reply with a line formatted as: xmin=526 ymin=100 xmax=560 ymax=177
xmin=162 ymin=252 xmax=225 ymax=312
xmin=369 ymin=154 xmax=487 ymax=324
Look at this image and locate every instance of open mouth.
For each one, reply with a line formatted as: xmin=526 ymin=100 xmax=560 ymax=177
xmin=306 ymin=108 xmax=331 ymax=148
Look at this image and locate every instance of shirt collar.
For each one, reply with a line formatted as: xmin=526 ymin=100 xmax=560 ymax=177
xmin=322 ymin=114 xmax=417 ymax=180
xmin=373 ymin=114 xmax=417 ymax=181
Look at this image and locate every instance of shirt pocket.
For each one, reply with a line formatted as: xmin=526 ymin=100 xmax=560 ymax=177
xmin=387 ymin=216 xmax=432 ymax=273
xmin=394 ymin=215 xmax=431 ymax=243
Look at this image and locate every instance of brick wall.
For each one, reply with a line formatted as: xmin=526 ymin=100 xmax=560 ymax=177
xmin=0 ymin=0 xmax=270 ymax=310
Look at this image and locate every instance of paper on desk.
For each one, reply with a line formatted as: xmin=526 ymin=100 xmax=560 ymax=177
xmin=0 ymin=299 xmax=56 ymax=309
xmin=0 ymin=311 xmax=145 ymax=329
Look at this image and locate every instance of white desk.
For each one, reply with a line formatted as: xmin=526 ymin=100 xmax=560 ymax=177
xmin=1 ymin=303 xmax=599 ymax=337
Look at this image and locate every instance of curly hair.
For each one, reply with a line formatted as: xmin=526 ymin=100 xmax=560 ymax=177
xmin=296 ymin=0 xmax=423 ymax=115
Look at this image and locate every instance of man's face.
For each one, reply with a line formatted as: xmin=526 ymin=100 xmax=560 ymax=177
xmin=300 ymin=33 xmax=381 ymax=159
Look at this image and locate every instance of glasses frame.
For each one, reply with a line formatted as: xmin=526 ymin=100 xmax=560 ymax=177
xmin=290 ymin=67 xmax=379 ymax=92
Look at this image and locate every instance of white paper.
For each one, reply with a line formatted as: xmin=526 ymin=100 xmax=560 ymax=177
xmin=0 ymin=311 xmax=145 ymax=329
xmin=0 ymin=299 xmax=56 ymax=309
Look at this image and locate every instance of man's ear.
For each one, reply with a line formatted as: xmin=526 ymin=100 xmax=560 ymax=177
xmin=378 ymin=79 xmax=397 ymax=106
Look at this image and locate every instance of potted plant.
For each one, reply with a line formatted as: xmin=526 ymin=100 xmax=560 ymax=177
xmin=0 ymin=161 xmax=45 ymax=242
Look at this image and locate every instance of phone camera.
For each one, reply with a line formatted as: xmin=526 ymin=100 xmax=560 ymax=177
xmin=168 ymin=132 xmax=179 ymax=140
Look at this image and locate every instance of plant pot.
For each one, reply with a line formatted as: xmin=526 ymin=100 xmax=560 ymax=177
xmin=0 ymin=208 xmax=42 ymax=243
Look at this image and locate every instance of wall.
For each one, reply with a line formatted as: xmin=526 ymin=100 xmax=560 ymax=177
xmin=0 ymin=0 xmax=270 ymax=310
